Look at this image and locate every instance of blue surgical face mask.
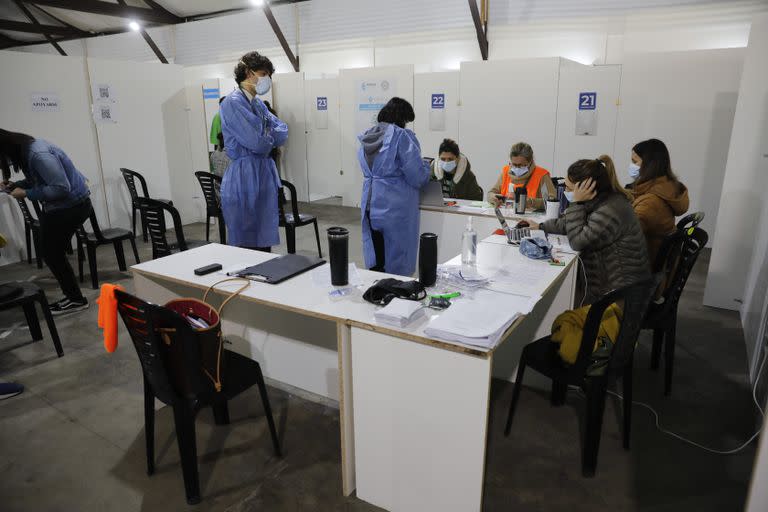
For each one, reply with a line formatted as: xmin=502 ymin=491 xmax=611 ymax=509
xmin=628 ymin=163 xmax=641 ymax=180
xmin=440 ymin=160 xmax=457 ymax=173
xmin=256 ymin=75 xmax=272 ymax=95
xmin=564 ymin=190 xmax=575 ymax=203
xmin=510 ymin=165 xmax=529 ymax=177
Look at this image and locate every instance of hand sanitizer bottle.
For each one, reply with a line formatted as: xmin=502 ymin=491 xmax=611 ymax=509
xmin=461 ymin=216 xmax=477 ymax=266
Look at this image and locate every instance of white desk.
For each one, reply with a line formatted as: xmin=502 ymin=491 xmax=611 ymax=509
xmin=131 ymin=237 xmax=576 ymax=512
xmin=420 ymin=199 xmax=550 ymax=262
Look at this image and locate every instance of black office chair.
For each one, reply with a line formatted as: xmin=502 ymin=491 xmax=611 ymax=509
xmin=120 ymin=168 xmax=174 ymax=242
xmin=0 ymin=282 xmax=63 ymax=357
xmin=676 ymin=211 xmax=705 ymax=232
xmin=114 ymin=289 xmax=280 ymax=505
xmin=194 ymin=172 xmax=225 ymax=245
xmin=76 ymin=209 xmax=140 ymax=289
xmin=644 ymin=226 xmax=708 ymax=395
xmin=135 ymin=198 xmax=207 ymax=260
xmin=278 ymin=180 xmax=322 ymax=257
xmin=503 ymin=275 xmax=660 ymax=477
xmin=14 ymin=197 xmax=42 ymax=268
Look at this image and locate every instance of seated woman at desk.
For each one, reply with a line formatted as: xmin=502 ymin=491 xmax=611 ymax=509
xmin=429 ymin=138 xmax=483 ymax=200
xmin=487 ymin=142 xmax=556 ymax=209
xmin=358 ymin=97 xmax=430 ymax=276
xmin=533 ymin=155 xmax=649 ymax=305
xmin=628 ymin=138 xmax=689 ymax=266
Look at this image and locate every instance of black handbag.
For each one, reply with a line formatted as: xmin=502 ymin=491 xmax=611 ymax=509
xmin=363 ymin=278 xmax=427 ymax=306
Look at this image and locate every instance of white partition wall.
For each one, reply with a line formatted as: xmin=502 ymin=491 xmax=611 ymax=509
xmin=0 ymin=51 xmax=105 ymax=265
xmin=554 ymin=63 xmax=622 ymax=176
xmin=305 ymin=78 xmax=342 ymax=201
xmin=273 ymin=73 xmax=310 ymax=202
xmin=339 ymin=65 xmax=415 ymax=206
xmin=459 ymin=58 xmax=562 ymax=193
xmin=87 ymin=58 xmax=196 ymax=227
xmin=413 ymin=72 xmax=461 ymax=160
xmin=613 ymin=49 xmax=743 ymax=241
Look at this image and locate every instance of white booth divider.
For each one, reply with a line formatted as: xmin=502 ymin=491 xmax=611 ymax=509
xmin=413 ymin=72 xmax=461 ymax=160
xmin=305 ymin=78 xmax=342 ymax=202
xmin=0 ymin=50 xmax=104 ymax=266
xmin=273 ymin=73 xmax=310 ymax=202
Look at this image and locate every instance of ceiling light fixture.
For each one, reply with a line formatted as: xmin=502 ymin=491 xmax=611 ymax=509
xmin=129 ymin=21 xmax=141 ymax=32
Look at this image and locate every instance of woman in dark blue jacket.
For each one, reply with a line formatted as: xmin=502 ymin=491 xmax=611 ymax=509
xmin=1 ymin=129 xmax=91 ymax=314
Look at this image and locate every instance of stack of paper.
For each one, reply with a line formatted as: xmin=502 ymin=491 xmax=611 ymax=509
xmin=425 ymin=292 xmax=539 ymax=348
xmin=374 ymin=298 xmax=425 ymax=327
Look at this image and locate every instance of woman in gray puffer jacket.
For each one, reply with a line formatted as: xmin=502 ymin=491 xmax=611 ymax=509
xmin=538 ymin=155 xmax=650 ymax=305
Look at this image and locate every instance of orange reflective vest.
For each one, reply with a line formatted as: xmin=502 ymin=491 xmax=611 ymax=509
xmin=500 ymin=165 xmax=550 ymax=199
xmin=98 ymin=283 xmax=124 ymax=353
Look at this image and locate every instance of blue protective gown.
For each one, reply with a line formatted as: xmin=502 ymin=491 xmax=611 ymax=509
xmin=219 ymin=89 xmax=288 ymax=248
xmin=358 ymin=123 xmax=430 ymax=276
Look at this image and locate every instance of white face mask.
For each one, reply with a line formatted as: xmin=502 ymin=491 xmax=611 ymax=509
xmin=440 ymin=160 xmax=457 ymax=173
xmin=255 ymin=75 xmax=272 ymax=95
xmin=564 ymin=190 xmax=575 ymax=203
xmin=628 ymin=163 xmax=641 ymax=180
xmin=510 ymin=165 xmax=529 ymax=177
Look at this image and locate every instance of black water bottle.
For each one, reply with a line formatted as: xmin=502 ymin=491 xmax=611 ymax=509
xmin=419 ymin=233 xmax=438 ymax=287
xmin=327 ymin=227 xmax=349 ymax=286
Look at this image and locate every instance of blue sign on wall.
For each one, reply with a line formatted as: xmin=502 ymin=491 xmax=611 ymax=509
xmin=203 ymin=88 xmax=220 ymax=100
xmin=431 ymin=93 xmax=445 ymax=109
xmin=317 ymin=96 xmax=328 ymax=110
xmin=579 ymin=92 xmax=597 ymax=110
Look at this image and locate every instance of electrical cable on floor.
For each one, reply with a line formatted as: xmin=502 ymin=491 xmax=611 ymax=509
xmin=569 ymin=346 xmax=767 ymax=455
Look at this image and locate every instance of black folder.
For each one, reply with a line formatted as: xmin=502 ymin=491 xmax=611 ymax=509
xmin=235 ymin=254 xmax=326 ymax=284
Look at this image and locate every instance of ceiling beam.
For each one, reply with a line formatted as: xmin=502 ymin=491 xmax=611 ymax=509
xmin=468 ymin=0 xmax=489 ymax=61
xmin=13 ymin=0 xmax=66 ymax=55
xmin=30 ymin=4 xmax=90 ymax=35
xmin=141 ymin=1 xmax=182 ymax=22
xmin=0 ymin=19 xmax=81 ymax=36
xmin=261 ymin=1 xmax=299 ymax=72
xmin=24 ymin=0 xmax=179 ymax=24
xmin=116 ymin=0 xmax=167 ymax=64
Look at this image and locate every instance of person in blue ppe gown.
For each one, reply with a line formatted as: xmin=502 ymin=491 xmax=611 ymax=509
xmin=358 ymin=97 xmax=430 ymax=276
xmin=220 ymin=51 xmax=288 ymax=251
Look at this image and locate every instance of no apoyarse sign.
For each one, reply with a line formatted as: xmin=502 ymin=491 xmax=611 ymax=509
xmin=31 ymin=93 xmax=60 ymax=112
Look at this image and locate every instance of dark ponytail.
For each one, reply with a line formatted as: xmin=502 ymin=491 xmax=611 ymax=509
xmin=567 ymin=154 xmax=631 ymax=201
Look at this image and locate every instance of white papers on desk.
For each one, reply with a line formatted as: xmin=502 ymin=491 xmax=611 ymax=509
xmin=438 ymin=265 xmax=490 ymax=289
xmin=374 ymin=298 xmax=425 ymax=327
xmin=424 ymin=291 xmax=539 ymax=348
xmin=547 ymin=234 xmax=575 ymax=254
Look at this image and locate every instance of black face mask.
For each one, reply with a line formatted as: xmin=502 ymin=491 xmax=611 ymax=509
xmin=363 ymin=278 xmax=427 ymax=306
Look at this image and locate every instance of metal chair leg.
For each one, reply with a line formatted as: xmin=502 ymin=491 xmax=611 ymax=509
xmin=313 ymin=219 xmax=322 ymax=258
xmin=504 ymin=357 xmax=527 ymax=436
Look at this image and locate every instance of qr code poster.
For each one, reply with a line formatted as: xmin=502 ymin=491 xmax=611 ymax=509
xmin=93 ymin=83 xmax=117 ymax=103
xmin=94 ymin=104 xmax=118 ymax=124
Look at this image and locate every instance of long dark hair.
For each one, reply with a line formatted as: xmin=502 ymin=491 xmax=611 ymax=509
xmin=567 ymin=154 xmax=633 ymax=202
xmin=632 ymin=138 xmax=678 ymax=185
xmin=377 ymin=97 xmax=415 ymax=128
xmin=0 ymin=129 xmax=34 ymax=179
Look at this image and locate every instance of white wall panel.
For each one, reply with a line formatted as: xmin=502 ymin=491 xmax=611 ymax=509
xmin=459 ymin=58 xmax=561 ymax=194
xmin=413 ymin=72 xmax=460 ymax=162
xmin=0 ymin=51 xmax=105 ymax=266
xmin=85 ymin=27 xmax=173 ymax=63
xmin=273 ymin=73 xmax=310 ymax=202
xmin=554 ymin=63 xmax=621 ymax=176
xmin=305 ymin=78 xmax=342 ymax=201
xmin=613 ymin=49 xmax=743 ymax=246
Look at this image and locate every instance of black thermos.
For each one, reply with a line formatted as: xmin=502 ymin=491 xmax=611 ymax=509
xmin=327 ymin=227 xmax=349 ymax=286
xmin=419 ymin=233 xmax=438 ymax=287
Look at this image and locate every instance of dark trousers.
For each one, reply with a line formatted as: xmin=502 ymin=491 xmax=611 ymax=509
xmin=40 ymin=199 xmax=91 ymax=301
xmin=365 ymin=211 xmax=386 ymax=272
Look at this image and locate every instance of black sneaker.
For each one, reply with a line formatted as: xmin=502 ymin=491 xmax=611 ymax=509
xmin=50 ymin=297 xmax=89 ymax=316
xmin=0 ymin=382 xmax=24 ymax=400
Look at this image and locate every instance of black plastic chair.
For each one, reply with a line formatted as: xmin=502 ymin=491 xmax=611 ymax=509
xmin=676 ymin=211 xmax=705 ymax=232
xmin=194 ymin=172 xmax=225 ymax=245
xmin=15 ymin=197 xmax=42 ymax=268
xmin=644 ymin=226 xmax=709 ymax=395
xmin=278 ymin=180 xmax=322 ymax=257
xmin=114 ymin=289 xmax=280 ymax=505
xmin=503 ymin=275 xmax=660 ymax=477
xmin=135 ymin=197 xmax=207 ymax=260
xmin=120 ymin=168 xmax=174 ymax=242
xmin=76 ymin=209 xmax=140 ymax=289
xmin=0 ymin=282 xmax=63 ymax=357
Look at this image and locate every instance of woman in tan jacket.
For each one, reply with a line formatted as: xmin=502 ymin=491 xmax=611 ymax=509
xmin=629 ymin=139 xmax=690 ymax=266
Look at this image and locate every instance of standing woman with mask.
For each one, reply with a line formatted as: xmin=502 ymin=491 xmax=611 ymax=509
xmin=219 ymin=51 xmax=288 ymax=252
xmin=430 ymin=138 xmax=483 ymax=200
xmin=359 ymin=97 xmax=430 ymax=276
xmin=629 ymin=139 xmax=689 ymax=265
xmin=0 ymin=129 xmax=91 ymax=314
xmin=487 ymin=142 xmax=556 ymax=209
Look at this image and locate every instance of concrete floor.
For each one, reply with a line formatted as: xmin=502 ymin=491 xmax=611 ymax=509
xmin=0 ymin=202 xmax=760 ymax=512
